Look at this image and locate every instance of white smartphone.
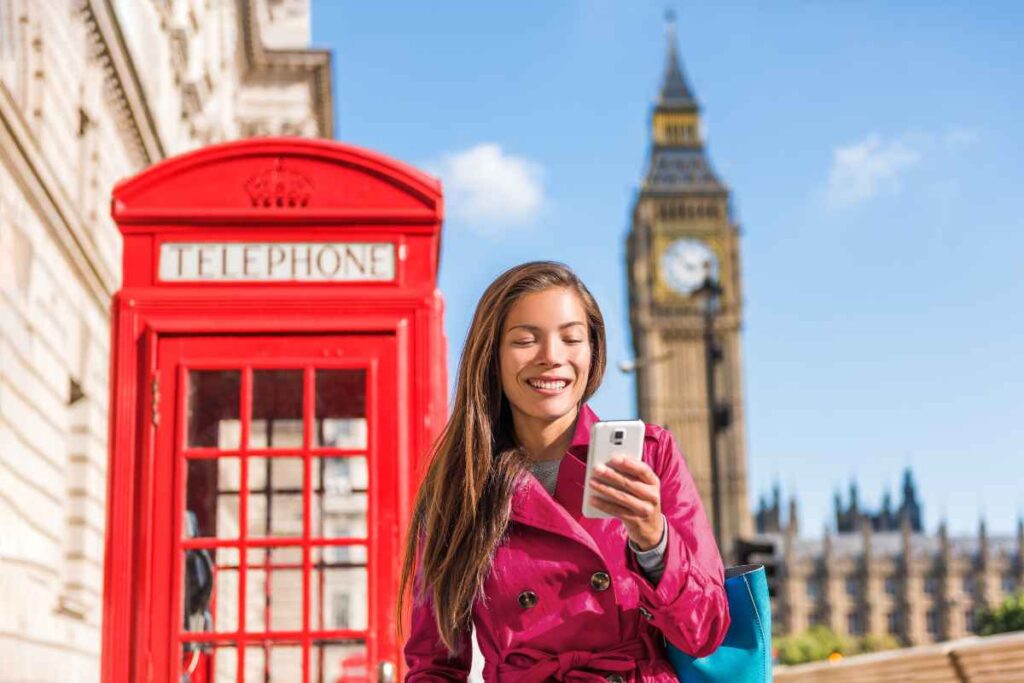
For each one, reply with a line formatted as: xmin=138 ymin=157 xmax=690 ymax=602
xmin=582 ymin=419 xmax=646 ymax=519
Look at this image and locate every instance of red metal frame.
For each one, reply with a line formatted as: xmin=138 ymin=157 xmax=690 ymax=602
xmin=102 ymin=139 xmax=448 ymax=683
xmin=158 ymin=336 xmax=392 ymax=681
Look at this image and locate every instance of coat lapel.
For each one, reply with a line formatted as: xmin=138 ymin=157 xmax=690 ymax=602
xmin=509 ymin=404 xmax=619 ymax=561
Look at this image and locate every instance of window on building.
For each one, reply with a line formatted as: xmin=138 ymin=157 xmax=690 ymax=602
xmin=806 ymin=578 xmax=820 ymax=601
xmin=924 ymin=575 xmax=939 ymax=595
xmin=963 ymin=576 xmax=976 ymax=595
xmin=332 ymin=592 xmax=351 ymax=629
xmin=1002 ymin=573 xmax=1017 ymax=595
xmin=926 ymin=608 xmax=938 ymax=635
xmin=845 ymin=576 xmax=859 ymax=597
xmin=884 ymin=575 xmax=899 ymax=596
xmin=887 ymin=610 xmax=901 ymax=635
xmin=847 ymin=611 xmax=863 ymax=636
xmin=965 ymin=608 xmax=976 ymax=633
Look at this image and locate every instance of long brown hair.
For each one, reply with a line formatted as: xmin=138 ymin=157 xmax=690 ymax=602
xmin=395 ymin=261 xmax=607 ymax=654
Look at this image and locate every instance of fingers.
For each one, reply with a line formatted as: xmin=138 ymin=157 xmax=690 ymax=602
xmin=592 ymin=460 xmax=659 ymax=502
xmin=588 ymin=478 xmax=657 ymax=518
xmin=605 ymin=456 xmax=659 ymax=485
xmin=587 ymin=490 xmax=645 ymax=520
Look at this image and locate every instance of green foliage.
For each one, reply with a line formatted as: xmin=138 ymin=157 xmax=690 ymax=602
xmin=776 ymin=625 xmax=852 ymax=665
xmin=976 ymin=592 xmax=1024 ymax=636
xmin=857 ymin=632 xmax=901 ymax=653
xmin=775 ymin=626 xmax=901 ymax=665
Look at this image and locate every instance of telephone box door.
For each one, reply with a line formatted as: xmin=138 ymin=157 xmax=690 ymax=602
xmin=151 ymin=333 xmax=398 ymax=682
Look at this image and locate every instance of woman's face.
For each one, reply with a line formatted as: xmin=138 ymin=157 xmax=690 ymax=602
xmin=499 ymin=287 xmax=592 ymax=424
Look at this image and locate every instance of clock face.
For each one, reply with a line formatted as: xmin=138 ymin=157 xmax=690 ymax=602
xmin=661 ymin=238 xmax=718 ymax=295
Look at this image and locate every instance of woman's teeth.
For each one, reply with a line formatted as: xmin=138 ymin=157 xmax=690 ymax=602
xmin=527 ymin=379 xmax=568 ymax=391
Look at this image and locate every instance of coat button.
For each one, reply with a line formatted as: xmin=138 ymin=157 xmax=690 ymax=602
xmin=517 ymin=590 xmax=538 ymax=608
xmin=590 ymin=571 xmax=611 ymax=591
xmin=639 ymin=606 xmax=654 ymax=621
xmin=605 ymin=675 xmax=625 ymax=683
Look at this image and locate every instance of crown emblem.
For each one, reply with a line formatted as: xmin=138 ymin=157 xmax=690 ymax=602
xmin=245 ymin=158 xmax=314 ymax=208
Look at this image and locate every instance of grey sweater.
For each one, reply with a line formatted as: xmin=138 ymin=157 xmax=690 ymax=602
xmin=528 ymin=458 xmax=668 ymax=584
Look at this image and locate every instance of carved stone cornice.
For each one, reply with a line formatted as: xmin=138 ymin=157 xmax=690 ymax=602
xmin=80 ymin=0 xmax=165 ymax=165
xmin=0 ymin=84 xmax=115 ymax=307
xmin=239 ymin=0 xmax=334 ymax=138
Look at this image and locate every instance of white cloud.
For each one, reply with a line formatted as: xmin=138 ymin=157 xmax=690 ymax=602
xmin=825 ymin=133 xmax=922 ymax=209
xmin=942 ymin=127 xmax=981 ymax=150
xmin=426 ymin=143 xmax=545 ymax=234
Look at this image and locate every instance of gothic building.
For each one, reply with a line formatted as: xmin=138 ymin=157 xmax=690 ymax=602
xmin=755 ymin=488 xmax=1024 ymax=644
xmin=757 ymin=468 xmax=924 ymax=535
xmin=627 ymin=15 xmax=751 ymax=562
xmin=0 ymin=1 xmax=332 ymax=680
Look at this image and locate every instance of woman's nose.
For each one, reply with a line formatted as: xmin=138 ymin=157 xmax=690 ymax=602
xmin=537 ymin=336 xmax=566 ymax=365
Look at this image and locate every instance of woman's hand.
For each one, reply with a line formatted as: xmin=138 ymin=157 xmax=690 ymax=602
xmin=587 ymin=456 xmax=664 ymax=550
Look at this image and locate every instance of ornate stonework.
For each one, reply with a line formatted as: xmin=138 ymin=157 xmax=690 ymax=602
xmin=627 ymin=18 xmax=751 ymax=561
xmin=0 ymin=2 xmax=333 ymax=679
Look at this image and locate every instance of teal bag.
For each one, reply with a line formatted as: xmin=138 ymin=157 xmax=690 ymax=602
xmin=667 ymin=564 xmax=773 ymax=683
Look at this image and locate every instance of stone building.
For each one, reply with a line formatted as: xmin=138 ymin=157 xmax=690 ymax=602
xmin=757 ymin=468 xmax=924 ymax=536
xmin=758 ymin=495 xmax=1024 ymax=644
xmin=0 ymin=1 xmax=332 ymax=680
xmin=627 ymin=13 xmax=751 ymax=562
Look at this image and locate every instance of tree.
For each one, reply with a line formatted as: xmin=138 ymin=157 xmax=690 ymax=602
xmin=976 ymin=592 xmax=1024 ymax=636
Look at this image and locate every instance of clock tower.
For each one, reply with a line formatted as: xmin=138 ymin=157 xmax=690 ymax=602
xmin=626 ymin=15 xmax=751 ymax=560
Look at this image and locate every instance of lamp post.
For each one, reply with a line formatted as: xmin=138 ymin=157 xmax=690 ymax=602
xmin=692 ymin=267 xmax=725 ymax=553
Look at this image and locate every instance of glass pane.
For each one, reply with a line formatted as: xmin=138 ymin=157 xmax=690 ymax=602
xmin=251 ymin=370 xmax=305 ymax=449
xmin=243 ymin=647 xmax=267 ymax=682
xmin=248 ymin=457 xmax=305 ymax=538
xmin=313 ymin=456 xmax=368 ymax=540
xmin=247 ymin=546 xmax=305 ymax=632
xmin=315 ymin=369 xmax=367 ymax=448
xmin=212 ymin=548 xmax=240 ymax=634
xmin=188 ymin=370 xmax=241 ymax=448
xmin=312 ymin=549 xmax=368 ymax=631
xmin=314 ymin=641 xmax=367 ymax=683
xmin=185 ymin=458 xmax=240 ymax=539
xmin=180 ymin=547 xmax=241 ymax=635
xmin=266 ymin=645 xmax=303 ymax=683
xmin=181 ymin=643 xmax=237 ymax=683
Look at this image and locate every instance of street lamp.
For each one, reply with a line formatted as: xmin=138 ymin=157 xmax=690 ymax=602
xmin=692 ymin=265 xmax=727 ymax=554
xmin=618 ymin=350 xmax=673 ymax=374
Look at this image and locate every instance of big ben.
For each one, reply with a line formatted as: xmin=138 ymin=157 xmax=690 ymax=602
xmin=627 ymin=15 xmax=752 ymax=561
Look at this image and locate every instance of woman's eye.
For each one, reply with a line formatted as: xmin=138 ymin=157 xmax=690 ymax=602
xmin=512 ymin=339 xmax=534 ymax=346
xmin=564 ymin=339 xmax=584 ymax=345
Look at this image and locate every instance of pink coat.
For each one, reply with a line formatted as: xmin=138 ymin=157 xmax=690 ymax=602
xmin=403 ymin=403 xmax=730 ymax=682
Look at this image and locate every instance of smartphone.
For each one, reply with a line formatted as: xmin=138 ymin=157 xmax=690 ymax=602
xmin=582 ymin=419 xmax=646 ymax=519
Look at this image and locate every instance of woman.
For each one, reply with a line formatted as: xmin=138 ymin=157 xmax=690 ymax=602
xmin=397 ymin=261 xmax=730 ymax=682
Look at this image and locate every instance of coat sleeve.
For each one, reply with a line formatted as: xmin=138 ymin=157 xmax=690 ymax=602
xmin=402 ymin=547 xmax=474 ymax=681
xmin=622 ymin=428 xmax=731 ymax=658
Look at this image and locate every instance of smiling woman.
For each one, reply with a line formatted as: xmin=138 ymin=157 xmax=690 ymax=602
xmin=396 ymin=260 xmax=730 ymax=682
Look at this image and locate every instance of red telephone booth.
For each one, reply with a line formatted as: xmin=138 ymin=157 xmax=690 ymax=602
xmin=101 ymin=139 xmax=448 ymax=682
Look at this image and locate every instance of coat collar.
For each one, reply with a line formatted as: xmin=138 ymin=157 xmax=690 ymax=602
xmin=509 ymin=403 xmax=618 ymax=560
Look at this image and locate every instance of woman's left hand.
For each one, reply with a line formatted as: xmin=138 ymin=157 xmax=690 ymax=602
xmin=587 ymin=456 xmax=664 ymax=550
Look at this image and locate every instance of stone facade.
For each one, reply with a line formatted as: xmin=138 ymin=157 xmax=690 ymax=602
xmin=0 ymin=1 xmax=332 ymax=680
xmin=627 ymin=16 xmax=751 ymax=563
xmin=763 ymin=510 xmax=1024 ymax=645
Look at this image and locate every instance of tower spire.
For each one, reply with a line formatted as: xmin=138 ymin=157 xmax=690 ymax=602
xmin=660 ymin=9 xmax=698 ymax=109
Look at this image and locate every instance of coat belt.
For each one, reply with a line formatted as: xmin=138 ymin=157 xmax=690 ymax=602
xmin=496 ymin=637 xmax=654 ymax=682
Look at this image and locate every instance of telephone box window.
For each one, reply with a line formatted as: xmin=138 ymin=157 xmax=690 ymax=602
xmin=316 ymin=643 xmax=369 ymax=682
xmin=315 ymin=369 xmax=367 ymax=448
xmin=315 ymin=456 xmax=368 ymax=539
xmin=252 ymin=370 xmax=304 ymax=449
xmin=247 ymin=456 xmax=305 ymax=538
xmin=185 ymin=458 xmax=241 ymax=539
xmin=188 ymin=370 xmax=241 ymax=448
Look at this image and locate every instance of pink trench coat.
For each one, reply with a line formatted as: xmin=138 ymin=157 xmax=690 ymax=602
xmin=404 ymin=404 xmax=730 ymax=682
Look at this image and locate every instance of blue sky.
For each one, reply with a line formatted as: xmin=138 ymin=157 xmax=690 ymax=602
xmin=312 ymin=1 xmax=1024 ymax=537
